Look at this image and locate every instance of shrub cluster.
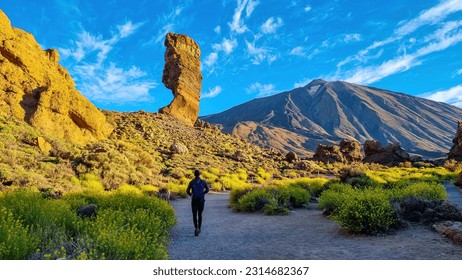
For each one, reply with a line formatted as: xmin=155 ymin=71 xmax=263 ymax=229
xmin=0 ymin=189 xmax=175 ymax=260
xmin=231 ymin=185 xmax=310 ymax=215
xmin=318 ymin=180 xmax=448 ymax=234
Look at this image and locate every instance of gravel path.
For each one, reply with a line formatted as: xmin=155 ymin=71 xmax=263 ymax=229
xmin=168 ymin=192 xmax=462 ymax=260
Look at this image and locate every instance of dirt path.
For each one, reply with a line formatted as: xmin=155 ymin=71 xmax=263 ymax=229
xmin=168 ymin=192 xmax=462 ymax=260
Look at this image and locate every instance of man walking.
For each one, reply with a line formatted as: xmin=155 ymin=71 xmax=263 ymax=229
xmin=187 ymin=170 xmax=209 ymax=236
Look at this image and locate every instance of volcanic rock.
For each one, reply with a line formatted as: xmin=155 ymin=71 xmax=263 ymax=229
xmin=312 ymin=139 xmax=363 ymax=163
xmin=285 ymin=151 xmax=298 ymax=163
xmin=159 ymin=33 xmax=202 ymax=126
xmin=448 ymin=121 xmax=462 ymax=161
xmin=0 ymin=10 xmax=112 ymax=145
xmin=433 ymin=221 xmax=462 ymax=244
xmin=363 ymin=140 xmax=411 ymax=166
xmin=35 ymin=136 xmax=52 ymax=155
xmin=170 ymin=141 xmax=189 ymax=155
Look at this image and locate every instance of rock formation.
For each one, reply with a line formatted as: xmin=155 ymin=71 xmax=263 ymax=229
xmin=312 ymin=140 xmax=363 ymax=163
xmin=0 ymin=10 xmax=112 ymax=145
xmin=448 ymin=121 xmax=462 ymax=161
xmin=363 ymin=140 xmax=411 ymax=166
xmin=456 ymin=171 xmax=462 ymax=187
xmin=433 ymin=221 xmax=462 ymax=244
xmin=159 ymin=32 xmax=202 ymax=126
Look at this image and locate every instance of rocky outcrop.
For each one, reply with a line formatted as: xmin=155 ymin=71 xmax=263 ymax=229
xmin=312 ymin=140 xmax=363 ymax=163
xmin=159 ymin=32 xmax=202 ymax=126
xmin=0 ymin=10 xmax=112 ymax=145
xmin=285 ymin=151 xmax=298 ymax=163
xmin=433 ymin=221 xmax=462 ymax=244
xmin=448 ymin=121 xmax=462 ymax=161
xmin=456 ymin=171 xmax=462 ymax=187
xmin=363 ymin=140 xmax=411 ymax=166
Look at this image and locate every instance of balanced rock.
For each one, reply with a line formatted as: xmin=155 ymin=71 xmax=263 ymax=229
xmin=159 ymin=33 xmax=202 ymax=126
xmin=312 ymin=139 xmax=363 ymax=163
xmin=448 ymin=121 xmax=462 ymax=161
xmin=0 ymin=10 xmax=112 ymax=145
xmin=363 ymin=140 xmax=411 ymax=166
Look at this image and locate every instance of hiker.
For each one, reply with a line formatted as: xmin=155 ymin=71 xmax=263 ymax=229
xmin=187 ymin=169 xmax=209 ymax=236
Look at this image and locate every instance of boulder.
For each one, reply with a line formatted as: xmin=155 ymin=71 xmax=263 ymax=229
xmin=433 ymin=221 xmax=462 ymax=244
xmin=312 ymin=139 xmax=363 ymax=163
xmin=456 ymin=171 xmax=462 ymax=187
xmin=285 ymin=151 xmax=298 ymax=163
xmin=0 ymin=10 xmax=113 ymax=145
xmin=35 ymin=136 xmax=52 ymax=155
xmin=448 ymin=121 xmax=462 ymax=161
xmin=170 ymin=141 xmax=189 ymax=155
xmin=159 ymin=33 xmax=202 ymax=126
xmin=363 ymin=140 xmax=411 ymax=166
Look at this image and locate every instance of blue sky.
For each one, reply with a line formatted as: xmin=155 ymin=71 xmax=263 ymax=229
xmin=1 ymin=0 xmax=462 ymax=115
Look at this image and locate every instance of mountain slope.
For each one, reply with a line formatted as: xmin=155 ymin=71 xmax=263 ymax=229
xmin=202 ymin=79 xmax=462 ymax=158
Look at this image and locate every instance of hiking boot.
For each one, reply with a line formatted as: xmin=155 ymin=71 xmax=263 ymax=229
xmin=194 ymin=228 xmax=199 ymax=236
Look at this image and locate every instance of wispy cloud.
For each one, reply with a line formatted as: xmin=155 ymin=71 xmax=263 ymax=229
xmin=201 ymin=86 xmax=222 ymax=99
xmin=214 ymin=25 xmax=221 ymax=34
xmin=304 ymin=5 xmax=312 ymax=12
xmin=247 ymin=82 xmax=278 ymax=97
xmin=289 ymin=46 xmax=319 ymax=59
xmin=59 ymin=21 xmax=157 ymax=103
xmin=204 ymin=52 xmax=219 ymax=67
xmin=422 ymin=85 xmax=462 ymax=108
xmin=213 ymin=38 xmax=238 ymax=55
xmin=260 ymin=17 xmax=283 ymax=34
xmin=147 ymin=6 xmax=184 ymax=45
xmin=338 ymin=0 xmax=462 ymax=69
xmin=343 ymin=33 xmax=362 ymax=43
xmin=229 ymin=0 xmax=259 ymax=33
xmin=246 ymin=40 xmax=277 ymax=64
xmin=457 ymin=68 xmax=462 ymax=75
xmin=342 ymin=18 xmax=462 ymax=84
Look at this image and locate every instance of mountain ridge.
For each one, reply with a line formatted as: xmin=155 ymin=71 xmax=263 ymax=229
xmin=202 ymin=79 xmax=462 ymax=159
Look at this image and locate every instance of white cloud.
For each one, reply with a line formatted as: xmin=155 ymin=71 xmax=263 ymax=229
xmin=201 ymin=86 xmax=222 ymax=99
xmin=148 ymin=7 xmax=184 ymax=45
xmin=304 ymin=6 xmax=312 ymax=12
xmin=204 ymin=52 xmax=219 ymax=67
xmin=423 ymin=85 xmax=462 ymax=108
xmin=457 ymin=69 xmax=462 ymax=75
xmin=59 ymin=23 xmax=156 ymax=103
xmin=247 ymin=82 xmax=278 ymax=97
xmin=343 ymin=33 xmax=362 ymax=43
xmin=290 ymin=46 xmax=306 ymax=57
xmin=260 ymin=17 xmax=283 ymax=34
xmin=74 ymin=63 xmax=157 ymax=103
xmin=214 ymin=25 xmax=221 ymax=34
xmin=342 ymin=18 xmax=462 ymax=84
xmin=338 ymin=0 xmax=462 ymax=69
xmin=213 ymin=38 xmax=238 ymax=55
xmin=294 ymin=78 xmax=315 ymax=88
xmin=246 ymin=40 xmax=277 ymax=64
xmin=229 ymin=0 xmax=259 ymax=33
xmin=117 ymin=21 xmax=144 ymax=38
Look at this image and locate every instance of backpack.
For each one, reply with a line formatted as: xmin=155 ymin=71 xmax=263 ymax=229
xmin=191 ymin=178 xmax=205 ymax=199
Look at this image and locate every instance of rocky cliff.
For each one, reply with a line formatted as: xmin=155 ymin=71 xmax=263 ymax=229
xmin=159 ymin=32 xmax=202 ymax=126
xmin=0 ymin=9 xmax=112 ymax=145
xmin=448 ymin=121 xmax=462 ymax=161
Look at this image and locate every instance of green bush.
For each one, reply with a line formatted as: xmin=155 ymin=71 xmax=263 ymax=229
xmin=391 ymin=181 xmax=447 ymax=201
xmin=278 ymin=187 xmax=310 ymax=208
xmin=0 ymin=190 xmax=176 ymax=260
xmin=263 ymin=199 xmax=289 ymax=215
xmin=331 ymin=189 xmax=395 ymax=234
xmin=234 ymin=189 xmax=274 ymax=212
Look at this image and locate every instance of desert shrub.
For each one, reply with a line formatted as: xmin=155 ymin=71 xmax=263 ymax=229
xmin=331 ymin=189 xmax=395 ymax=234
xmin=271 ymin=177 xmax=329 ymax=197
xmin=391 ymin=181 xmax=447 ymax=202
xmin=318 ymin=185 xmax=354 ymax=215
xmin=234 ymin=189 xmax=274 ymax=212
xmin=208 ymin=167 xmax=221 ymax=176
xmin=0 ymin=207 xmax=38 ymax=259
xmin=394 ymin=197 xmax=462 ymax=224
xmin=229 ymin=188 xmax=253 ymax=207
xmin=114 ymin=184 xmax=143 ymax=195
xmin=444 ymin=159 xmax=462 ymax=173
xmin=263 ymin=199 xmax=289 ymax=215
xmin=220 ymin=173 xmax=251 ymax=191
xmin=80 ymin=173 xmax=104 ymax=193
xmin=165 ymin=181 xmax=187 ymax=198
xmin=236 ymin=168 xmax=248 ymax=181
xmin=139 ymin=185 xmax=159 ymax=195
xmin=278 ymin=186 xmax=310 ymax=208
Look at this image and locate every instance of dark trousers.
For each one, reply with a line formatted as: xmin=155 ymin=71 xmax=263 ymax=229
xmin=191 ymin=198 xmax=205 ymax=229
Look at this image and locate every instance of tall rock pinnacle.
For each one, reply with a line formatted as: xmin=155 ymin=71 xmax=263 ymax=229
xmin=0 ymin=9 xmax=113 ymax=145
xmin=159 ymin=32 xmax=202 ymax=126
